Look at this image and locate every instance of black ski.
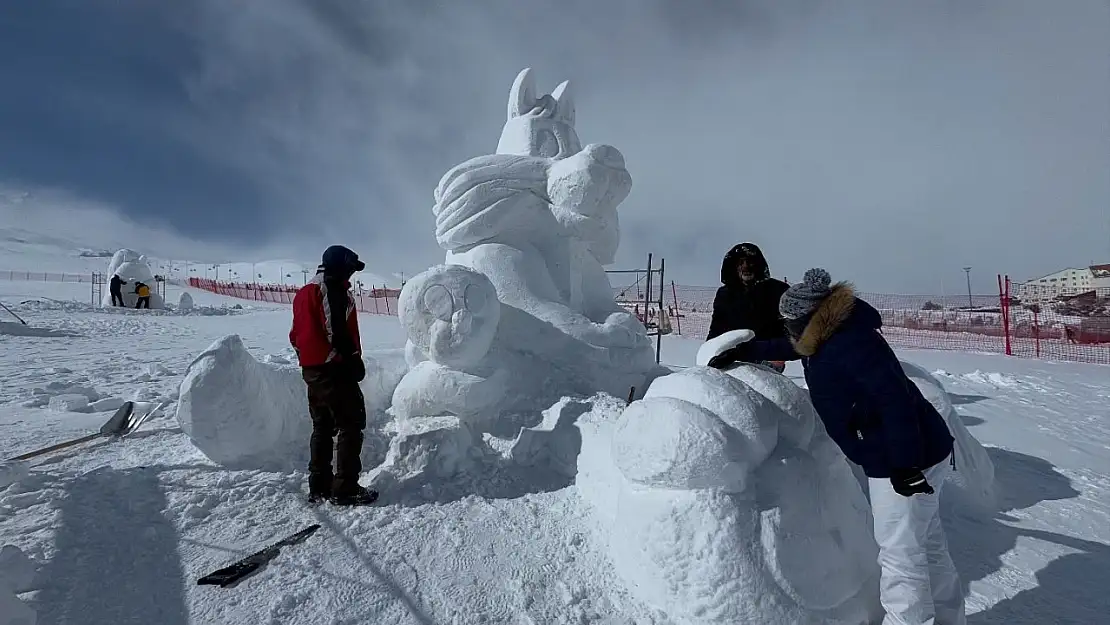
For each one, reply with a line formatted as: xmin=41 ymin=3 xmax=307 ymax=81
xmin=197 ymin=523 xmax=321 ymax=588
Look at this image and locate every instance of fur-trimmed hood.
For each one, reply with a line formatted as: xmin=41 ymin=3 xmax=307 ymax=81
xmin=791 ymin=283 xmax=882 ymax=357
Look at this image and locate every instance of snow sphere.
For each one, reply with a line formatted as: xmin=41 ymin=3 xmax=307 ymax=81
xmin=398 ymin=265 xmax=500 ymax=369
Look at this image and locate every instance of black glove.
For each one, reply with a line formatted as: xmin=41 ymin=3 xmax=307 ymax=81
xmin=346 ymin=356 xmax=366 ymax=383
xmin=890 ymin=469 xmax=934 ymax=497
xmin=707 ymin=345 xmax=748 ymax=370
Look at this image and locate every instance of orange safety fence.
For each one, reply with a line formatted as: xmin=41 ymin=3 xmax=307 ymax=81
xmin=0 ymin=270 xmax=94 ymax=283
xmin=658 ymin=278 xmax=1109 ymax=365
xmin=188 ymin=278 xmax=401 ymax=317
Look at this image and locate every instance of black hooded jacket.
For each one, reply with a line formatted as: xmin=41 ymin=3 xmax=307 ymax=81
xmin=706 ymin=243 xmax=789 ymax=341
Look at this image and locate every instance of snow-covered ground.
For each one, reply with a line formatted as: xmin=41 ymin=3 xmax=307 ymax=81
xmin=1 ymin=278 xmax=1108 ymax=623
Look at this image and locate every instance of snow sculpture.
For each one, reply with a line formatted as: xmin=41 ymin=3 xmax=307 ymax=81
xmin=0 ymin=545 xmax=37 ymax=625
xmin=178 ymin=291 xmax=194 ymax=312
xmin=392 ymin=68 xmax=660 ymax=430
xmin=176 ymin=335 xmax=408 ymax=469
xmin=577 ymin=342 xmax=882 ymax=623
xmin=901 ymin=361 xmax=997 ymax=511
xmin=104 ymin=248 xmax=164 ymax=309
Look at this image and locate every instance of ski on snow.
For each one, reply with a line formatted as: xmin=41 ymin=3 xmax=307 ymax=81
xmin=197 ymin=523 xmax=321 ymax=588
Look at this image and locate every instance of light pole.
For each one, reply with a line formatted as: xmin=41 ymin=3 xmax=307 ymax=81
xmin=963 ymin=267 xmax=973 ymax=308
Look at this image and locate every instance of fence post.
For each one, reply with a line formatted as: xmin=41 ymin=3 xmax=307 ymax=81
xmin=1033 ymin=307 xmax=1040 ymax=358
xmin=998 ymin=274 xmax=1013 ymax=356
xmin=671 ymin=281 xmax=682 ymax=336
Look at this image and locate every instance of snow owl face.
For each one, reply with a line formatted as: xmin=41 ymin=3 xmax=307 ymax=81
xmin=399 ymin=265 xmax=500 ymax=369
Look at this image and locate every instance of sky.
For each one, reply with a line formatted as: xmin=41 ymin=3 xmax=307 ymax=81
xmin=1 ymin=0 xmax=1107 ymax=292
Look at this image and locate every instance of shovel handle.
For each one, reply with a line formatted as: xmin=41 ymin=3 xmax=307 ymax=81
xmin=8 ymin=432 xmax=104 ymax=461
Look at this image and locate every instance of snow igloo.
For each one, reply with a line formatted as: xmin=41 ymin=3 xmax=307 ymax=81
xmin=104 ymin=248 xmax=164 ymax=309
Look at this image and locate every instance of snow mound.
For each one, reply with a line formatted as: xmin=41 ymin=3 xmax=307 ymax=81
xmin=576 ymin=364 xmax=881 ymax=624
xmin=176 ymin=335 xmax=310 ymax=468
xmin=177 ymin=336 xmax=409 ymax=469
xmin=104 ymin=248 xmax=164 ymax=309
xmin=0 ymin=545 xmax=36 ymax=625
xmin=178 ymin=292 xmax=194 ymax=311
xmin=901 ymin=361 xmax=997 ymax=511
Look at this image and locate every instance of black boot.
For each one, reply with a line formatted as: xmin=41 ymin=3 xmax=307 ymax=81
xmin=329 ymin=485 xmax=379 ymax=507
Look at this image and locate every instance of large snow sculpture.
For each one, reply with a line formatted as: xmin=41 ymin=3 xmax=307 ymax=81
xmin=392 ymin=68 xmax=660 ymax=429
xmin=104 ymin=248 xmax=164 ymax=309
xmin=577 ymin=343 xmax=882 ymax=624
xmin=392 ymin=265 xmax=651 ymax=427
xmin=176 ymin=335 xmax=407 ymax=469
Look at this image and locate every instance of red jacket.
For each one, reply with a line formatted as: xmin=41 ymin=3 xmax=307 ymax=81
xmin=289 ymin=274 xmax=361 ymax=367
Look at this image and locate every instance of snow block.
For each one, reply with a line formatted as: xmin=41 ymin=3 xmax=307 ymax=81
xmin=176 ymin=335 xmax=310 ymax=467
xmin=178 ymin=292 xmax=194 ymax=312
xmin=177 ymin=336 xmax=409 ymax=469
xmin=47 ymin=394 xmax=89 ymax=413
xmin=576 ymin=365 xmax=881 ymax=624
xmin=368 ymin=416 xmax=481 ymax=492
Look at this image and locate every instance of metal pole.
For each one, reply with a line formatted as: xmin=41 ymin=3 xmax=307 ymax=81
xmin=964 ymin=267 xmax=973 ymax=308
xmin=643 ymin=253 xmax=653 ymax=328
xmin=656 ymin=258 xmax=665 ymax=364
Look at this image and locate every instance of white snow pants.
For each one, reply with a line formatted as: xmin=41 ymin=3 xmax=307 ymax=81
xmin=869 ymin=455 xmax=966 ymax=625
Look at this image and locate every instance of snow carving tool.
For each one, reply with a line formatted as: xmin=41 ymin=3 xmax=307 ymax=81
xmin=6 ymin=401 xmax=155 ymax=462
xmin=197 ymin=523 xmax=322 ymax=588
xmin=0 ymin=300 xmax=26 ymax=325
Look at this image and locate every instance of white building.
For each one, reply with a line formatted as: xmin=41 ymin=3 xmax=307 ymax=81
xmin=1016 ymin=265 xmax=1109 ymax=301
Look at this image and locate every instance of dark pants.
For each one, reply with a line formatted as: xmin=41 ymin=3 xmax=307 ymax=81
xmin=111 ymin=291 xmax=124 ymax=306
xmin=302 ymin=365 xmax=366 ymax=497
xmin=135 ymin=297 xmax=150 ymax=309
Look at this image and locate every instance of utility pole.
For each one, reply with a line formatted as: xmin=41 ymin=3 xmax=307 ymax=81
xmin=963 ymin=267 xmax=973 ymax=308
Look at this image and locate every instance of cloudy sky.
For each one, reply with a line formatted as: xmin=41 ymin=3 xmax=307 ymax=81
xmin=1 ymin=0 xmax=1107 ymax=292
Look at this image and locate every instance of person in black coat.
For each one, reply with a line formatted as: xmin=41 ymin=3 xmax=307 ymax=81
xmin=706 ymin=243 xmax=789 ymax=370
xmin=710 ymin=268 xmax=964 ymax=625
xmin=109 ymin=274 xmax=126 ymax=307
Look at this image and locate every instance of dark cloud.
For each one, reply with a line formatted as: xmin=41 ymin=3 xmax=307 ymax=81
xmin=1 ymin=0 xmax=1106 ymax=290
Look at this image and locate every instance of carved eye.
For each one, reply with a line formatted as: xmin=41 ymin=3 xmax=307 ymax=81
xmin=535 ymin=129 xmax=559 ymax=158
xmin=423 ymin=284 xmax=454 ymax=321
xmin=463 ymin=283 xmax=489 ymax=315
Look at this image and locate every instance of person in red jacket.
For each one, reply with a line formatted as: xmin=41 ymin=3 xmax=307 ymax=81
xmin=290 ymin=245 xmax=377 ymax=506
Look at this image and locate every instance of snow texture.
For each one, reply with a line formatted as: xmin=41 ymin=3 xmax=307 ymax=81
xmin=104 ymin=248 xmax=164 ymax=309
xmin=176 ymin=335 xmax=408 ymax=469
xmin=175 ymin=335 xmax=310 ymax=468
xmin=576 ymin=363 xmax=882 ymax=624
xmin=0 ymin=545 xmax=36 ymax=625
xmin=393 ymin=68 xmax=661 ymax=427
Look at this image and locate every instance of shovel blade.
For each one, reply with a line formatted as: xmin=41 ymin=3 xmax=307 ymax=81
xmin=99 ymin=401 xmax=135 ymax=435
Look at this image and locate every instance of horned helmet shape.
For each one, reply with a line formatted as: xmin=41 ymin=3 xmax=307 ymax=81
xmin=496 ymin=68 xmax=583 ymax=160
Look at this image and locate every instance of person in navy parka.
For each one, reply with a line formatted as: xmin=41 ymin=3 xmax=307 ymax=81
xmin=709 ymin=268 xmax=964 ymax=625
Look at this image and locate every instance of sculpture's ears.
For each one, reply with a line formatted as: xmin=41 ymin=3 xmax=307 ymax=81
xmin=551 ymin=80 xmax=575 ymax=126
xmin=508 ymin=68 xmax=537 ymax=120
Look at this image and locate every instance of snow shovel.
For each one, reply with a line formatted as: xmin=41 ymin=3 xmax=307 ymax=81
xmin=6 ymin=401 xmax=156 ymax=462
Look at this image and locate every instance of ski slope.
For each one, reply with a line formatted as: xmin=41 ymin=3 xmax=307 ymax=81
xmin=1 ymin=278 xmax=1108 ymax=624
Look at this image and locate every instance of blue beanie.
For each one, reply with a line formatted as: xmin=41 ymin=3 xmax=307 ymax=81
xmin=779 ymin=268 xmax=833 ymax=320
